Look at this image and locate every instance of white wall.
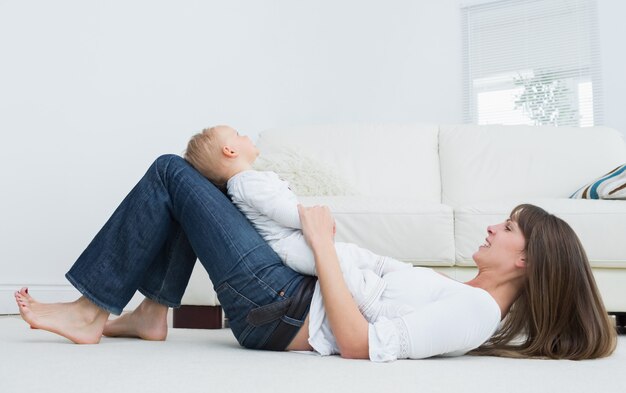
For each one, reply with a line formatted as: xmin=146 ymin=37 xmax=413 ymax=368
xmin=0 ymin=0 xmax=464 ymax=312
xmin=2 ymin=0 xmax=625 ymax=313
xmin=598 ymin=0 xmax=626 ymax=138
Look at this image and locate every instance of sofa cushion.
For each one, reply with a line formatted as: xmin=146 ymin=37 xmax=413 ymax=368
xmin=439 ymin=125 xmax=626 ymax=206
xmin=299 ymin=196 xmax=455 ymax=266
xmin=257 ymin=124 xmax=442 ymax=202
xmin=570 ymin=163 xmax=626 ymax=200
xmin=454 ymin=199 xmax=626 ymax=268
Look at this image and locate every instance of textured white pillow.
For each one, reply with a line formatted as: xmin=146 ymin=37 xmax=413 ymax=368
xmin=253 ymin=148 xmax=356 ymax=196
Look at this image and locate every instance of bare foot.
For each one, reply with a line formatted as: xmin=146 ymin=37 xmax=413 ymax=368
xmin=17 ymin=288 xmax=39 ymax=328
xmin=16 ymin=287 xmax=63 ymax=329
xmin=18 ymin=287 xmax=34 ymax=303
xmin=14 ymin=290 xmax=109 ymax=344
xmin=103 ymin=298 xmax=168 ymax=341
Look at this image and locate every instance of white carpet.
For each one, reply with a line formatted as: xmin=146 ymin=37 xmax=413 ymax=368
xmin=1 ymin=315 xmax=624 ymax=393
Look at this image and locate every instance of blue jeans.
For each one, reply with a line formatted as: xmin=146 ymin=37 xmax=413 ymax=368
xmin=66 ymin=154 xmax=308 ymax=349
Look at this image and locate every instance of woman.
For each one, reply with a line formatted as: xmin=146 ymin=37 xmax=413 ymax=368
xmin=14 ymin=155 xmax=616 ymax=360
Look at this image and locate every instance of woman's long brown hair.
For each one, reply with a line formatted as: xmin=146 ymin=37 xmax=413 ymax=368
xmin=470 ymin=204 xmax=617 ymax=359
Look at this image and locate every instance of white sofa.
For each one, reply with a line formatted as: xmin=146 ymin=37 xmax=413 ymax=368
xmin=177 ymin=124 xmax=626 ymax=328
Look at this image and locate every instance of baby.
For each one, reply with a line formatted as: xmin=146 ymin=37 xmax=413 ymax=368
xmin=184 ymin=125 xmax=411 ymax=322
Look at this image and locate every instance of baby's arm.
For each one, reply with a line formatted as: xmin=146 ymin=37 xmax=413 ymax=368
xmin=235 ymin=171 xmax=302 ymax=229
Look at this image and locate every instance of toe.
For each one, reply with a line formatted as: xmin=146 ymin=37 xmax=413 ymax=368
xmin=20 ymin=287 xmax=33 ymax=300
xmin=15 ymin=294 xmax=29 ymax=308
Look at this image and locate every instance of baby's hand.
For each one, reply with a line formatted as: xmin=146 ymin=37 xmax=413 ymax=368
xmin=297 ymin=204 xmax=336 ymax=249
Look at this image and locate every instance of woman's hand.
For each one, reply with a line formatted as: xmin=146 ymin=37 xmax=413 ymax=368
xmin=297 ymin=205 xmax=336 ymax=250
xmin=297 ymin=204 xmax=369 ymax=359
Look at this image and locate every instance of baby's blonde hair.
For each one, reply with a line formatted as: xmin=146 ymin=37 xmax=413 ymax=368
xmin=184 ymin=127 xmax=228 ymax=185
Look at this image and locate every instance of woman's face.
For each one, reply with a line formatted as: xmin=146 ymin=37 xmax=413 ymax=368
xmin=473 ymin=218 xmax=526 ymax=268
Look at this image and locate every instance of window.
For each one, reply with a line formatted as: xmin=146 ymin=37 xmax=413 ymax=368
xmin=462 ymin=0 xmax=603 ymax=127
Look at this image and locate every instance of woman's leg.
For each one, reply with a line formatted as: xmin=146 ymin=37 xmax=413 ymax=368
xmin=18 ymin=155 xmax=306 ymax=347
xmin=15 ymin=155 xmax=199 ymax=342
xmin=64 ymin=160 xmax=199 ymax=315
xmin=137 ymin=155 xmax=307 ymax=348
xmin=16 ymin=217 xmax=195 ymax=341
xmin=14 ymin=292 xmax=110 ymax=344
xmin=102 ymin=218 xmax=197 ymax=340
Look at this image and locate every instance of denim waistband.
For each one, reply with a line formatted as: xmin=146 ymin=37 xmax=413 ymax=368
xmin=260 ymin=276 xmax=317 ymax=351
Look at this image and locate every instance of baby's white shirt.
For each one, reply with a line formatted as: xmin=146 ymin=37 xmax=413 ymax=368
xmin=227 ymin=170 xmax=301 ymax=243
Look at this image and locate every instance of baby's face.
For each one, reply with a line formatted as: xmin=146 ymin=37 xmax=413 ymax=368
xmin=215 ymin=125 xmax=259 ymax=165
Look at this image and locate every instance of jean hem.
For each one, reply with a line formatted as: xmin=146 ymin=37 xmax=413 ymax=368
xmin=137 ymin=287 xmax=180 ymax=309
xmin=65 ymin=272 xmax=123 ymax=315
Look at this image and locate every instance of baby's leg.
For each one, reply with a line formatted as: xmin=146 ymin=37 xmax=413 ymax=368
xmin=334 ymin=242 xmax=411 ymax=275
xmin=274 ymin=236 xmax=399 ymax=322
xmin=333 ymin=245 xmax=410 ymax=322
xmin=274 ymin=236 xmax=411 ymax=322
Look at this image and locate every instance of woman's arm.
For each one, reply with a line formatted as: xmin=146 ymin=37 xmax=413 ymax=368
xmin=298 ymin=205 xmax=369 ymax=359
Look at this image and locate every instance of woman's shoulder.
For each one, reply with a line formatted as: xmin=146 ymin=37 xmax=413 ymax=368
xmin=384 ymin=268 xmax=500 ymax=314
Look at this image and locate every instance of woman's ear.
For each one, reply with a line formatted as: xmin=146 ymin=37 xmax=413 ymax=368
xmin=222 ymin=146 xmax=238 ymax=158
xmin=515 ymin=254 xmax=526 ymax=269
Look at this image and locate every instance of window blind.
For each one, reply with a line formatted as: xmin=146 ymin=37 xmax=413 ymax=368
xmin=462 ymin=0 xmax=603 ymax=127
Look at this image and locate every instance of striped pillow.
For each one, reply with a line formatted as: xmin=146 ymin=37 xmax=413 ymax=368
xmin=570 ymin=164 xmax=626 ymax=199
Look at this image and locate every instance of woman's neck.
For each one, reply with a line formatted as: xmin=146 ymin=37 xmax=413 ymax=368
xmin=465 ymin=271 xmax=524 ymax=320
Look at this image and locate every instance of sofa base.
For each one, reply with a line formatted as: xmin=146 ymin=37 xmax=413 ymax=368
xmin=173 ymin=304 xmax=624 ymax=335
xmin=173 ymin=305 xmax=223 ymax=329
xmin=612 ymin=312 xmax=626 ymax=335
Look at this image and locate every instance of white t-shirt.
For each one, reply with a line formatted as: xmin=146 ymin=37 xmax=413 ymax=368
xmin=310 ymin=267 xmax=502 ymax=362
xmin=227 ymin=170 xmax=501 ymax=361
